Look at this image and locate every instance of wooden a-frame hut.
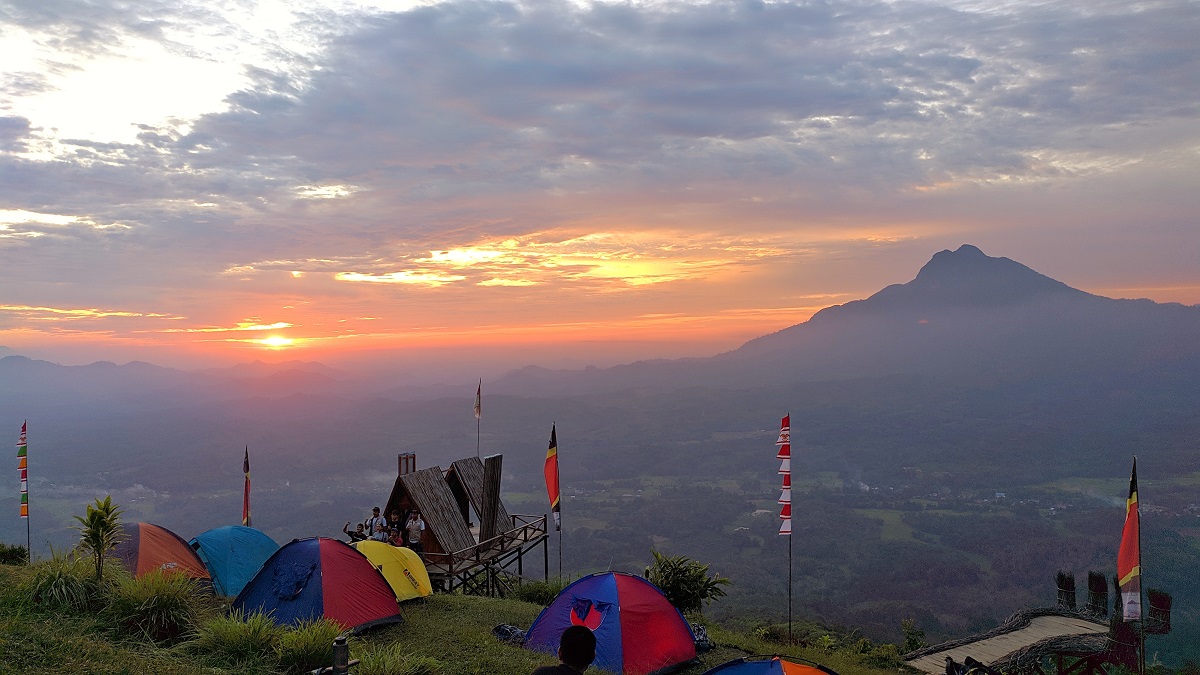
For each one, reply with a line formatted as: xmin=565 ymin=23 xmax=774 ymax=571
xmin=383 ymin=453 xmax=548 ymax=595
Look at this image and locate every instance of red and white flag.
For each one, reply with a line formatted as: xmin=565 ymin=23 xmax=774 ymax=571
xmin=17 ymin=421 xmax=28 ymax=519
xmin=777 ymin=415 xmax=791 ymax=536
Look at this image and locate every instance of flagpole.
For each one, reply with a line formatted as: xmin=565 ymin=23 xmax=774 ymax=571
xmin=18 ymin=421 xmax=30 ymax=563
xmin=1138 ymin=456 xmax=1145 ymax=675
xmin=776 ymin=413 xmax=793 ymax=643
xmin=788 ymin=534 xmax=793 ymax=642
xmin=557 ymin=421 xmax=562 ymax=579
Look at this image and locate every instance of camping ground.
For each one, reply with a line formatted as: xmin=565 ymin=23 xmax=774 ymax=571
xmin=0 ymin=563 xmax=908 ymax=675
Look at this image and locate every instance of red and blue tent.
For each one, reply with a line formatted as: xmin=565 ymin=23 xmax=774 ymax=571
xmin=702 ymin=656 xmax=842 ymax=675
xmin=231 ymin=537 xmax=401 ymax=631
xmin=524 ymin=572 xmax=697 ymax=675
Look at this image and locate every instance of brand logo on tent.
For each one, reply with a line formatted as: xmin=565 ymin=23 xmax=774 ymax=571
xmin=403 ymin=569 xmax=420 ymax=589
xmin=161 ymin=562 xmax=178 ymax=570
xmin=569 ymin=598 xmax=610 ymax=631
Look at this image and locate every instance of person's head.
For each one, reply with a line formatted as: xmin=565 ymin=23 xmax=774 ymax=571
xmin=557 ymin=625 xmax=596 ymax=671
xmin=375 ymin=522 xmax=386 ymax=532
xmin=355 ymin=523 xmax=364 ymax=533
xmin=390 ymin=510 xmax=400 ymax=520
xmin=372 ymin=506 xmax=381 ymax=516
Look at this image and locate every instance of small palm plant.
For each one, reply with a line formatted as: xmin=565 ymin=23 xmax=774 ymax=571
xmin=645 ymin=549 xmax=731 ymax=614
xmin=74 ymin=495 xmax=126 ymax=582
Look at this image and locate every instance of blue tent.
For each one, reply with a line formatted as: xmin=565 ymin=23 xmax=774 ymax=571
xmin=525 ymin=572 xmax=696 ymax=675
xmin=231 ymin=537 xmax=402 ymax=631
xmin=189 ymin=525 xmax=279 ymax=597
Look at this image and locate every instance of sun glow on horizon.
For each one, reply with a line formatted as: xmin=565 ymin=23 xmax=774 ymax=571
xmin=258 ymin=335 xmax=295 ymax=349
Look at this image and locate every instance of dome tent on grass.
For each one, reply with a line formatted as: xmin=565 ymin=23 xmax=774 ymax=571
xmin=232 ymin=537 xmax=402 ymax=631
xmin=524 ymin=571 xmax=697 ymax=675
xmin=188 ymin=525 xmax=279 ymax=597
xmin=701 ymin=656 xmax=843 ymax=675
xmin=112 ymin=522 xmax=211 ymax=583
xmin=351 ymin=540 xmax=433 ymax=602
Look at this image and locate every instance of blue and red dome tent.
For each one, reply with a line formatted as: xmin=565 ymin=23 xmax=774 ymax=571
xmin=524 ymin=572 xmax=697 ymax=675
xmin=701 ymin=656 xmax=842 ymax=675
xmin=189 ymin=525 xmax=279 ymax=597
xmin=232 ymin=537 xmax=402 ymax=631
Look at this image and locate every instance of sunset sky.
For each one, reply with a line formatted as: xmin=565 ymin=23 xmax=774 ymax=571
xmin=2 ymin=0 xmax=1197 ymax=376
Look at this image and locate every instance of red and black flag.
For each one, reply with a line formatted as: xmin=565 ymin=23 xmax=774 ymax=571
xmin=242 ymin=446 xmax=252 ymax=527
xmin=1117 ymin=457 xmax=1140 ymax=621
xmin=544 ymin=424 xmax=561 ymax=531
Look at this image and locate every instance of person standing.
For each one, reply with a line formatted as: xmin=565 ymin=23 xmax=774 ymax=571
xmin=405 ymin=510 xmax=426 ymax=554
xmin=365 ymin=506 xmax=386 ymax=537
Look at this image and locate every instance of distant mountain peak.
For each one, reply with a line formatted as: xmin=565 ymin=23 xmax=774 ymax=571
xmin=863 ymin=244 xmax=1086 ymax=310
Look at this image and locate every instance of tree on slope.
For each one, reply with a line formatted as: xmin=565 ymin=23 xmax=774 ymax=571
xmin=74 ymin=496 xmax=125 ymax=581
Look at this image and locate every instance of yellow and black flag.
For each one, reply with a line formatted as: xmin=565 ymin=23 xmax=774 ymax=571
xmin=1117 ymin=457 xmax=1140 ymax=621
xmin=544 ymin=425 xmax=560 ymax=531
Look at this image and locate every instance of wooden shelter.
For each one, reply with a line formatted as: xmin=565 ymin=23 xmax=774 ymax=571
xmin=446 ymin=456 xmax=511 ymax=540
xmin=384 ymin=466 xmax=475 ymax=556
xmin=383 ymin=453 xmax=548 ymax=595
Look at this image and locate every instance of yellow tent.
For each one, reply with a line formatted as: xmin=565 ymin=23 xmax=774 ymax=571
xmin=352 ymin=540 xmax=433 ymax=602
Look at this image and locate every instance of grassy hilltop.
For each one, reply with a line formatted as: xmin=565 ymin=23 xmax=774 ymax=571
xmin=0 ymin=562 xmax=909 ymax=675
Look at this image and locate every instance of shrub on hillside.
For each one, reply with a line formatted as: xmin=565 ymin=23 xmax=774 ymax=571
xmin=0 ymin=542 xmax=28 ymax=565
xmin=189 ymin=609 xmax=283 ymax=669
xmin=511 ymin=578 xmax=567 ymax=606
xmin=106 ymin=570 xmax=204 ymax=643
xmin=27 ymin=553 xmax=101 ymax=611
xmin=645 ymin=550 xmax=730 ymax=613
xmin=276 ymin=617 xmax=344 ymax=674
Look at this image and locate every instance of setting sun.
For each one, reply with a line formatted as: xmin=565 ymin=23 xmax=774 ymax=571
xmin=259 ymin=336 xmax=294 ymax=349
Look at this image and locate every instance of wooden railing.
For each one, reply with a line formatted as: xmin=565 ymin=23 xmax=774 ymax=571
xmin=423 ymin=514 xmax=547 ymax=577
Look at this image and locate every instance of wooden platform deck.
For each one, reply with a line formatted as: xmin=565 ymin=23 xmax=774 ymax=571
xmin=907 ymin=615 xmax=1109 ymax=674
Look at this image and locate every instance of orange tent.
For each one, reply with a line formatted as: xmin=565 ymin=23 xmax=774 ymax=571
xmin=112 ymin=522 xmax=210 ymax=581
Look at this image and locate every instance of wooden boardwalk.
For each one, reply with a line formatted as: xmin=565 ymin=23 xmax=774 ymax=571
xmin=907 ymin=616 xmax=1109 ymax=674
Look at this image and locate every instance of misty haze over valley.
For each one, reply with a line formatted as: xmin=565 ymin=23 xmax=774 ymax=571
xmin=3 ymin=246 xmax=1198 ymax=662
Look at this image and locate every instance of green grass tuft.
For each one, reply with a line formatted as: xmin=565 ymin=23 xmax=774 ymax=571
xmin=276 ymin=617 xmax=344 ymax=674
xmin=189 ymin=608 xmax=283 ymax=670
xmin=355 ymin=641 xmax=445 ymax=675
xmin=105 ymin=570 xmax=205 ymax=643
xmin=26 ymin=553 xmax=102 ymax=611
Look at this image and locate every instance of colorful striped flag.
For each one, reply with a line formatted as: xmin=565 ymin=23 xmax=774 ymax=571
xmin=1117 ymin=457 xmax=1140 ymax=621
xmin=17 ymin=421 xmax=28 ymax=519
xmin=242 ymin=446 xmax=252 ymax=527
xmin=777 ymin=415 xmax=791 ymax=536
xmin=544 ymin=424 xmax=560 ymax=531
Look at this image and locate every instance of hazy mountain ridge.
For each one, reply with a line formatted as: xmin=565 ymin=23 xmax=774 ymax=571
xmin=3 ymin=245 xmax=1199 ymax=663
xmin=489 ymin=244 xmax=1200 ymax=395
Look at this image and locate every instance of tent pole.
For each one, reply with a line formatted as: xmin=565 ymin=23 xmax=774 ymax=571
xmin=557 ymin=528 xmax=562 ymax=580
xmin=788 ymin=534 xmax=793 ymax=643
